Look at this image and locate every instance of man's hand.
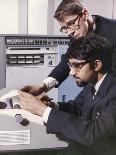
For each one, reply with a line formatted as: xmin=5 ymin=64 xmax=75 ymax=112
xmin=37 ymin=95 xmax=55 ymax=108
xmin=19 ymin=91 xmax=47 ymax=116
xmin=20 ymin=83 xmax=48 ymax=96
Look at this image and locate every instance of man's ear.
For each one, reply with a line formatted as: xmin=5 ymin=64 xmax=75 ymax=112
xmin=94 ymin=60 xmax=103 ymax=71
xmin=82 ymin=8 xmax=89 ymax=20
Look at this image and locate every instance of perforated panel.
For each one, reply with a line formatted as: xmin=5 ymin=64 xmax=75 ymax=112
xmin=0 ymin=130 xmax=30 ymax=145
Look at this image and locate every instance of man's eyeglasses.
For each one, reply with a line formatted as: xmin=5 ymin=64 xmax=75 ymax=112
xmin=60 ymin=16 xmax=80 ymax=33
xmin=67 ymin=60 xmax=92 ymax=70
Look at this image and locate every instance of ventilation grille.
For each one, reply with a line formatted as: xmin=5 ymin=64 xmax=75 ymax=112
xmin=0 ymin=130 xmax=30 ymax=145
xmin=5 ymin=36 xmax=70 ymax=46
xmin=7 ymin=54 xmax=44 ymax=66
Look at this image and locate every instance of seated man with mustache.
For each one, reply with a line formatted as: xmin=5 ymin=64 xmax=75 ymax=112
xmin=19 ymin=33 xmax=116 ymax=155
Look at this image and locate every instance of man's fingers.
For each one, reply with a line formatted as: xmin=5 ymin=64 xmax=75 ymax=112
xmin=28 ymin=89 xmax=38 ymax=96
xmin=38 ymin=95 xmax=53 ymax=101
xmin=20 ymin=86 xmax=32 ymax=92
xmin=19 ymin=91 xmax=32 ymax=98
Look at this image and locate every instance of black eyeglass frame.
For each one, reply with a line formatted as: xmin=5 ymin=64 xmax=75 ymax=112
xmin=60 ymin=15 xmax=81 ymax=33
xmin=67 ymin=59 xmax=94 ymax=70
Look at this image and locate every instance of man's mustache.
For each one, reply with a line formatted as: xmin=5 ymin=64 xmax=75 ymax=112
xmin=73 ymin=75 xmax=80 ymax=80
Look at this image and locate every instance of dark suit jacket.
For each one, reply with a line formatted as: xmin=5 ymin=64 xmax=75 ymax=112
xmin=48 ymin=15 xmax=116 ymax=86
xmin=46 ymin=73 xmax=116 ymax=155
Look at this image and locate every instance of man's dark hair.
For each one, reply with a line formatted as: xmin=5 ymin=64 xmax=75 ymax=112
xmin=54 ymin=0 xmax=84 ymax=22
xmin=67 ymin=33 xmax=112 ymax=72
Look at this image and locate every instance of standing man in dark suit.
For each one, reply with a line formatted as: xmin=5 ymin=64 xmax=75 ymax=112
xmin=21 ymin=0 xmax=116 ymax=96
xmin=19 ymin=33 xmax=116 ymax=155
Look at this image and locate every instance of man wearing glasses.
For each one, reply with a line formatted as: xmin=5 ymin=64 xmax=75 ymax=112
xmin=19 ymin=33 xmax=116 ymax=155
xmin=21 ymin=0 xmax=116 ymax=96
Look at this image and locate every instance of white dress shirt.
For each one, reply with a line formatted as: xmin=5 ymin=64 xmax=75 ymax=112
xmin=94 ymin=73 xmax=107 ymax=96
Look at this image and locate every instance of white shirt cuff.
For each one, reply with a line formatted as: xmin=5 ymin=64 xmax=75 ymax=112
xmin=42 ymin=77 xmax=58 ymax=90
xmin=42 ymin=107 xmax=52 ymax=123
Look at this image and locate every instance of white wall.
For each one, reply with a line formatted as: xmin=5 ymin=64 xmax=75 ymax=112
xmin=0 ymin=0 xmax=49 ymax=34
xmin=0 ymin=0 xmax=18 ymax=34
xmin=113 ymin=0 xmax=116 ymax=18
xmin=0 ymin=0 xmax=115 ymax=34
xmin=83 ymin=0 xmax=113 ymax=18
xmin=28 ymin=0 xmax=48 ymax=34
xmin=53 ymin=0 xmax=62 ymax=35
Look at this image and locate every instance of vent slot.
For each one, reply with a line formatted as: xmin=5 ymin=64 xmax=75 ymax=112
xmin=7 ymin=54 xmax=44 ymax=66
xmin=5 ymin=36 xmax=70 ymax=46
xmin=0 ymin=130 xmax=30 ymax=145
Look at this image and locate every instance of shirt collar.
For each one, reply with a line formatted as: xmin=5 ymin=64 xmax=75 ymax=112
xmin=94 ymin=73 xmax=107 ymax=92
xmin=92 ymin=16 xmax=96 ymax=32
